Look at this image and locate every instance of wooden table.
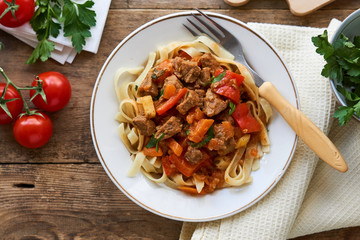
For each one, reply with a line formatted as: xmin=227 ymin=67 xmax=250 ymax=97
xmin=1 ymin=0 xmax=360 ymax=239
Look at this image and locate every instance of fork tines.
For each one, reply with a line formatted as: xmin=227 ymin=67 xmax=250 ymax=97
xmin=184 ymin=9 xmax=227 ymax=42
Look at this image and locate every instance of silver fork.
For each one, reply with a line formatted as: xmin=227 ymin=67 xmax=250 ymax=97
xmin=184 ymin=9 xmax=348 ymax=173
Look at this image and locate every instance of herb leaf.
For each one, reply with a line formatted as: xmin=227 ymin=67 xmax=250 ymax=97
xmin=62 ymin=0 xmax=96 ymax=53
xmin=312 ymin=30 xmax=360 ymax=126
xmin=211 ymin=71 xmax=226 ymax=83
xmin=190 ymin=125 xmax=214 ymax=148
xmin=27 ymin=0 xmax=96 ymax=63
xmin=229 ymin=101 xmax=236 ymax=115
xmin=145 ymin=133 xmax=165 ymax=152
xmin=333 ymin=106 xmax=354 ymax=126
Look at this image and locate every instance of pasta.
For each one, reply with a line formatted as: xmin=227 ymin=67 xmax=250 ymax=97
xmin=114 ymin=36 xmax=272 ymax=195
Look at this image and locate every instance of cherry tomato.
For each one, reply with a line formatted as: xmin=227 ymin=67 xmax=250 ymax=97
xmin=30 ymin=72 xmax=71 ymax=112
xmin=0 ymin=83 xmax=23 ymax=124
xmin=13 ymin=111 xmax=53 ymax=148
xmin=0 ymin=0 xmax=35 ymax=28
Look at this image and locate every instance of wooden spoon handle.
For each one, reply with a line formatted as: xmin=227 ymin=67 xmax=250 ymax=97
xmin=259 ymin=82 xmax=348 ymax=173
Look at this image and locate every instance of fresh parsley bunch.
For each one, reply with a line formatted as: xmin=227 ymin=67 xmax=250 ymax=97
xmin=312 ymin=30 xmax=360 ymax=126
xmin=27 ymin=0 xmax=96 ymax=64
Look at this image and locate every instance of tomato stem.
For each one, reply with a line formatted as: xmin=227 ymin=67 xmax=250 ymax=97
xmin=0 ymin=0 xmax=19 ymax=21
xmin=0 ymin=67 xmax=43 ymax=116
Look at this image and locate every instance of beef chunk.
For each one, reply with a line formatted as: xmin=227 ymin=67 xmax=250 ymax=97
xmin=173 ymin=57 xmax=201 ymax=83
xmin=184 ymin=146 xmax=203 ymax=164
xmin=218 ymin=138 xmax=236 ymax=156
xmin=194 ymin=89 xmax=205 ymax=108
xmin=202 ymin=89 xmax=228 ymax=117
xmin=208 ymin=122 xmax=236 ymax=155
xmin=137 ymin=71 xmax=158 ymax=97
xmin=183 ymin=66 xmax=201 ymax=83
xmin=162 ymin=74 xmax=183 ymax=90
xmin=197 ymin=67 xmax=212 ymax=86
xmin=207 ymin=137 xmax=236 ymax=156
xmin=176 ymin=90 xmax=200 ymax=115
xmin=132 ymin=115 xmax=156 ymax=136
xmin=199 ymin=53 xmax=220 ymax=73
xmin=216 ymin=111 xmax=235 ymax=125
xmin=155 ymin=116 xmax=182 ymax=139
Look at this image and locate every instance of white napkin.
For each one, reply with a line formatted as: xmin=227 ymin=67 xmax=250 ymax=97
xmin=181 ymin=19 xmax=360 ymax=240
xmin=0 ymin=0 xmax=112 ymax=64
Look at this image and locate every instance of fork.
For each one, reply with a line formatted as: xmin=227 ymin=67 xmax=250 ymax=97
xmin=184 ymin=9 xmax=348 ymax=173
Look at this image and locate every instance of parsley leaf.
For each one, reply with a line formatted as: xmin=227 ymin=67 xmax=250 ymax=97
xmin=313 ymin=30 xmax=360 ymax=126
xmin=229 ymin=101 xmax=236 ymax=115
xmin=211 ymin=71 xmax=226 ymax=83
xmin=333 ymin=106 xmax=354 ymax=126
xmin=62 ymin=0 xmax=96 ymax=53
xmin=26 ymin=0 xmax=96 ymax=64
xmin=190 ymin=125 xmax=214 ymax=148
xmin=145 ymin=133 xmax=165 ymax=152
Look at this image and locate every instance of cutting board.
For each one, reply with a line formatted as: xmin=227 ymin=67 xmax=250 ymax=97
xmin=224 ymin=0 xmax=336 ymax=16
xmin=286 ymin=0 xmax=336 ymax=16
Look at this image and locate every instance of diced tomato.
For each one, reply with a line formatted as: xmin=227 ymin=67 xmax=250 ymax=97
xmin=152 ymin=59 xmax=173 ymax=83
xmin=156 ymin=88 xmax=187 ymax=115
xmin=231 ymin=103 xmax=261 ymax=133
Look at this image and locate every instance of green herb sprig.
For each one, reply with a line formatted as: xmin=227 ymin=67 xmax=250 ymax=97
xmin=27 ymin=0 xmax=96 ymax=64
xmin=145 ymin=133 xmax=165 ymax=152
xmin=211 ymin=71 xmax=226 ymax=83
xmin=190 ymin=125 xmax=214 ymax=148
xmin=312 ymin=30 xmax=360 ymax=126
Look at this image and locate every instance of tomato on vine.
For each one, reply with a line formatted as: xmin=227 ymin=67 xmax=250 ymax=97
xmin=13 ymin=110 xmax=53 ymax=148
xmin=0 ymin=83 xmax=23 ymax=124
xmin=0 ymin=0 xmax=35 ymax=28
xmin=30 ymin=71 xmax=71 ymax=112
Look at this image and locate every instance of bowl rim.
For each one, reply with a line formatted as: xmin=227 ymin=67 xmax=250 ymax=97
xmin=329 ymin=8 xmax=360 ymax=122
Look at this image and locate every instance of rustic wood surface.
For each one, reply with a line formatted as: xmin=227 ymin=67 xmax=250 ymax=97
xmin=1 ymin=0 xmax=360 ymax=239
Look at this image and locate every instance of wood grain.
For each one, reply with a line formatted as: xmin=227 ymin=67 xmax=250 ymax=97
xmin=0 ymin=164 xmax=182 ymax=239
xmin=1 ymin=0 xmax=360 ymax=239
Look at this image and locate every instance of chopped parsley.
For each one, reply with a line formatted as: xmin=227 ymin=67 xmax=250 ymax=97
xmin=211 ymin=71 xmax=226 ymax=83
xmin=228 ymin=101 xmax=236 ymax=115
xmin=189 ymin=125 xmax=214 ymax=148
xmin=145 ymin=133 xmax=165 ymax=152
xmin=312 ymin=30 xmax=360 ymax=126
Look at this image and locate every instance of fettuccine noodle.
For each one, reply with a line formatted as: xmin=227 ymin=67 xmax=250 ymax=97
xmin=114 ymin=36 xmax=272 ymax=194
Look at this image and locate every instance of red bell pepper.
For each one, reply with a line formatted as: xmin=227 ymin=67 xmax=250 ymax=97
xmin=214 ymin=85 xmax=240 ymax=103
xmin=213 ymin=69 xmax=244 ymax=104
xmin=231 ymin=103 xmax=261 ymax=133
xmin=156 ymin=87 xmax=187 ymax=115
xmin=214 ymin=69 xmax=244 ymax=86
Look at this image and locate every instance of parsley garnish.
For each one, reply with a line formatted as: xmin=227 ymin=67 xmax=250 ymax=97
xmin=312 ymin=30 xmax=360 ymax=126
xmin=211 ymin=71 xmax=226 ymax=83
xmin=153 ymin=89 xmax=164 ymax=101
xmin=229 ymin=101 xmax=236 ymax=115
xmin=145 ymin=133 xmax=165 ymax=152
xmin=27 ymin=0 xmax=96 ymax=64
xmin=190 ymin=125 xmax=214 ymax=148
